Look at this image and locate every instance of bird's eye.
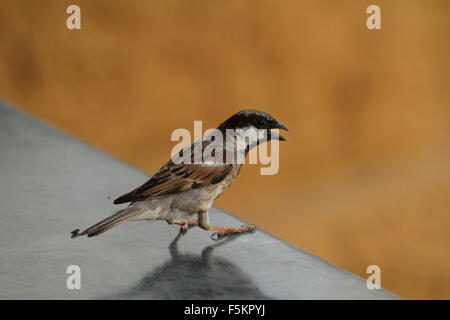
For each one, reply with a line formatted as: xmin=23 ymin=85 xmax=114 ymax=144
xmin=258 ymin=119 xmax=266 ymax=126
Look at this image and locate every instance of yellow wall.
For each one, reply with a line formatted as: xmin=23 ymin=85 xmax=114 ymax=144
xmin=1 ymin=0 xmax=449 ymax=299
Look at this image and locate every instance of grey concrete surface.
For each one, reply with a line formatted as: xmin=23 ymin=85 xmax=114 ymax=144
xmin=0 ymin=102 xmax=399 ymax=299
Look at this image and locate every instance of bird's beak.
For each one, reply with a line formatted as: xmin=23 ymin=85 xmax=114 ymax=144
xmin=273 ymin=120 xmax=289 ymax=132
xmin=270 ymin=119 xmax=289 ymax=141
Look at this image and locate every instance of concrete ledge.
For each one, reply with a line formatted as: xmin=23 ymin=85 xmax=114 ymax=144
xmin=0 ymin=102 xmax=399 ymax=299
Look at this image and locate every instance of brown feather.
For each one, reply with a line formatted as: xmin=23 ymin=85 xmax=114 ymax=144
xmin=113 ymin=139 xmax=233 ymax=204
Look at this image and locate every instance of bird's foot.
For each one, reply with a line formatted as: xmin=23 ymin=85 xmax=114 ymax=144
xmin=180 ymin=218 xmax=198 ymax=235
xmin=210 ymin=224 xmax=257 ymax=240
xmin=167 ymin=218 xmax=198 ymax=235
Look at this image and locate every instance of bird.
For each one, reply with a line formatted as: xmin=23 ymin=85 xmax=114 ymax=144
xmin=71 ymin=109 xmax=288 ymax=239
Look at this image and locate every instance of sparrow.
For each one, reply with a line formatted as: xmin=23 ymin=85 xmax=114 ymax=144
xmin=71 ymin=109 xmax=288 ymax=239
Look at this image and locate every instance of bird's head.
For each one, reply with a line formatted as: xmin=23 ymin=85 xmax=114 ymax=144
xmin=218 ymin=109 xmax=289 ymax=147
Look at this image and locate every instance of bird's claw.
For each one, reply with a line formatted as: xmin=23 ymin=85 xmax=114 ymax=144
xmin=179 ymin=219 xmax=197 ymax=235
xmin=179 ymin=223 xmax=189 ymax=235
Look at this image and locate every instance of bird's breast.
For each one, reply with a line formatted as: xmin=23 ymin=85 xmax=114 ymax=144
xmin=170 ymin=164 xmax=242 ymax=214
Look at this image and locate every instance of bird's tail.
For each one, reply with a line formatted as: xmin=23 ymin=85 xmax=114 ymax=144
xmin=71 ymin=207 xmax=140 ymax=238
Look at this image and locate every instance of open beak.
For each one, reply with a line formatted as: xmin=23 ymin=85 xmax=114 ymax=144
xmin=270 ymin=119 xmax=289 ymax=141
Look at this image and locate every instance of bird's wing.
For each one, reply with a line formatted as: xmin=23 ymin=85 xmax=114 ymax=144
xmin=113 ymin=140 xmax=233 ymax=204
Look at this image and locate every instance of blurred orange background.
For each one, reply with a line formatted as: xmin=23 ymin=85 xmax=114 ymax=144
xmin=0 ymin=0 xmax=449 ymax=299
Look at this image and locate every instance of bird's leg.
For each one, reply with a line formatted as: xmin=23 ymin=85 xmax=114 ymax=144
xmin=167 ymin=218 xmax=198 ymax=234
xmin=197 ymin=211 xmax=256 ymax=240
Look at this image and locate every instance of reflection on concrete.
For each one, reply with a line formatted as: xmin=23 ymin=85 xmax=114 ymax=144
xmin=105 ymin=232 xmax=272 ymax=299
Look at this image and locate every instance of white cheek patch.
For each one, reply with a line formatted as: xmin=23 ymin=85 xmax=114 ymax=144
xmin=235 ymin=126 xmax=261 ymax=148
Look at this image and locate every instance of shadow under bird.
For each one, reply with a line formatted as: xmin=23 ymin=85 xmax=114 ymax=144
xmin=71 ymin=109 xmax=288 ymax=239
xmin=101 ymin=232 xmax=272 ymax=299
